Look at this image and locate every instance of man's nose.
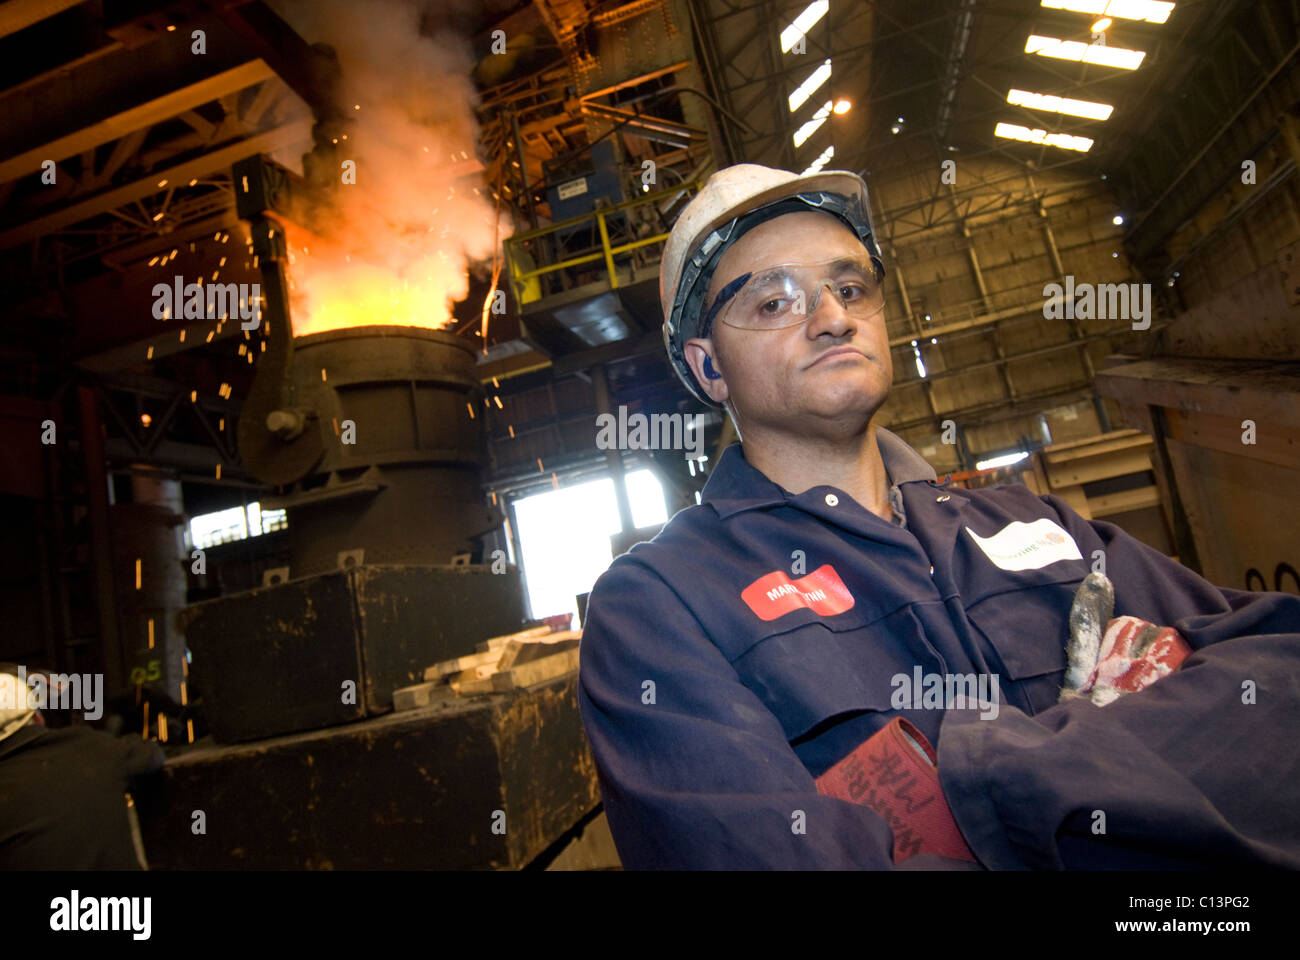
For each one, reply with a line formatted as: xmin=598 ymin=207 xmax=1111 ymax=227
xmin=805 ymin=283 xmax=855 ymax=338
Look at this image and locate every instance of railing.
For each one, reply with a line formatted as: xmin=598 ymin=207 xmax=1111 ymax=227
xmin=504 ymin=178 xmax=703 ymax=305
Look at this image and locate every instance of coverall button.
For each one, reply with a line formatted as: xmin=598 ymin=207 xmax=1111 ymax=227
xmin=929 ymin=565 xmax=935 ymax=575
xmin=936 ymin=494 xmax=951 ymax=503
xmin=824 ymin=493 xmax=839 ymax=506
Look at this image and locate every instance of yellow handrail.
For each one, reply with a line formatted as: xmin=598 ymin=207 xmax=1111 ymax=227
xmin=505 ymin=178 xmax=702 ymax=304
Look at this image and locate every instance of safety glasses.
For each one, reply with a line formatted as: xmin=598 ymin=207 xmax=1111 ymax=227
xmin=703 ymin=255 xmax=886 ymax=332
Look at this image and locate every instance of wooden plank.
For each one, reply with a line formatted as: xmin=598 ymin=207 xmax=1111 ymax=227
xmin=1044 ymin=433 xmax=1150 ymax=464
xmin=475 ymin=625 xmax=552 ymax=654
xmin=448 ymin=662 xmax=501 ymax=683
xmin=456 ymin=647 xmax=584 ymax=696
xmin=1094 ymin=358 xmax=1300 ymax=425
xmin=422 ymin=646 xmax=504 ymax=682
xmin=1040 ymin=429 xmax=1142 ymax=456
xmin=491 ymin=647 xmax=581 ymax=692
xmin=496 ymin=630 xmax=581 ymax=671
xmin=1164 ymin=407 xmax=1300 ymax=471
xmin=1045 ymin=448 xmax=1152 ymax=487
xmin=1053 ymin=483 xmax=1092 ymax=520
xmin=1162 ymin=437 xmax=1300 ymax=589
xmin=392 ymin=679 xmax=456 ymax=712
xmin=453 ymin=676 xmax=498 ymax=696
xmin=1088 ymin=485 xmax=1162 ymax=517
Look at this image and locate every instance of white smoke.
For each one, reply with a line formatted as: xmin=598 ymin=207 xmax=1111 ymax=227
xmin=267 ymin=0 xmax=509 ymax=335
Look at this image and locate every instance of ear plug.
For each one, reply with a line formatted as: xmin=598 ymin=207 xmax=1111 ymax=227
xmin=703 ymin=356 xmax=721 ymax=379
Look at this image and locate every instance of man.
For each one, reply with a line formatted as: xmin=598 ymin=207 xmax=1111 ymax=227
xmin=0 ymin=666 xmax=164 ymax=869
xmin=576 ymin=163 xmax=1300 ymax=869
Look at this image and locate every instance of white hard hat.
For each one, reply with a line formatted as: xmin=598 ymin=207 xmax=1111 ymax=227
xmin=661 ymin=163 xmax=884 ymax=405
xmin=0 ymin=670 xmax=35 ymax=742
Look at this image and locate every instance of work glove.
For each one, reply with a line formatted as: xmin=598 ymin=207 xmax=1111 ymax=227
xmin=815 ymin=716 xmax=977 ymax=864
xmin=1059 ymin=572 xmax=1193 ymax=706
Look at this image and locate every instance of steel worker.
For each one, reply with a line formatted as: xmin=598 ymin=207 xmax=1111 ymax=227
xmin=577 ymin=163 xmax=1300 ymax=869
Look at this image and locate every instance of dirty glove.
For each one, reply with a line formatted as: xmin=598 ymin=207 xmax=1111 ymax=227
xmin=815 ymin=716 xmax=977 ymax=864
xmin=1059 ymin=572 xmax=1193 ymax=706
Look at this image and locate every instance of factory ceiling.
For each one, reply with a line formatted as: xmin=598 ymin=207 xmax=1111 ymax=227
xmin=0 ymin=0 xmax=1294 ymax=455
xmin=692 ymin=0 xmax=1298 ymax=270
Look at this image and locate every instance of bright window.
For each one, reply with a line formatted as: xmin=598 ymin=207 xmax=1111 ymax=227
xmin=189 ymin=502 xmax=287 ymax=548
xmin=780 ymin=0 xmax=829 ymax=52
xmin=512 ymin=469 xmax=668 ymax=627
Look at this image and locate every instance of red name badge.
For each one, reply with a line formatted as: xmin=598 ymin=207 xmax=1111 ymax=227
xmin=741 ymin=564 xmax=855 ymax=621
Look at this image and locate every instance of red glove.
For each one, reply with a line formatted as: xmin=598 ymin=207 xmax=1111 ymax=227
xmin=1060 ymin=573 xmax=1193 ymax=706
xmin=1077 ymin=615 xmax=1193 ymax=705
xmin=815 ymin=716 xmax=977 ymax=864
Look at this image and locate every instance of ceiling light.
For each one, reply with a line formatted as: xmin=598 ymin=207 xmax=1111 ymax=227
xmin=1091 ymin=16 xmax=1112 ymax=31
xmin=794 ymin=101 xmax=833 ymax=147
xmin=994 ymin=121 xmax=1094 ymax=152
xmin=833 ymin=99 xmax=852 ymax=114
xmin=1039 ymin=0 xmax=1174 ymax=25
xmin=780 ymin=0 xmax=829 ymax=53
xmin=1007 ymin=88 xmax=1113 ymax=120
xmin=789 ymin=60 xmax=832 ymax=111
xmin=890 ymin=125 xmax=900 ymax=134
xmin=1112 ymin=214 xmax=1124 ymax=225
xmin=1025 ymin=34 xmax=1146 ymax=70
xmin=976 ymin=451 xmax=1030 ymax=471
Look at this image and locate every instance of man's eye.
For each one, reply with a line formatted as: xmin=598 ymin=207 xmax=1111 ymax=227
xmin=839 ymin=283 xmax=867 ymax=301
xmin=759 ymin=298 xmax=785 ymax=314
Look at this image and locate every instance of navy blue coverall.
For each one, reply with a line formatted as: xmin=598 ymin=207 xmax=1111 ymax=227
xmin=577 ymin=428 xmax=1300 ymax=869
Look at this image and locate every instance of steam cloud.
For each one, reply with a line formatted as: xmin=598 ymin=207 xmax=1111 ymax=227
xmin=267 ymin=0 xmax=510 ymax=336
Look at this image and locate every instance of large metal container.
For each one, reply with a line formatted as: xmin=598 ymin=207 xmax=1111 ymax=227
xmin=180 ymin=564 xmax=526 ymax=742
xmin=267 ymin=325 xmax=500 ymax=579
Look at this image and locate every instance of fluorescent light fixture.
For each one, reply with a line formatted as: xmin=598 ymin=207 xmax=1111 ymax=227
xmin=1025 ymin=34 xmax=1146 ymax=70
xmin=781 ymin=0 xmax=829 ymax=53
xmin=789 ymin=59 xmax=832 ymax=111
xmin=833 ymin=99 xmax=852 ymax=115
xmin=995 ymin=121 xmax=1094 ymax=152
xmin=1039 ymin=0 xmax=1174 ymax=24
xmin=1007 ymin=88 xmax=1113 ymax=120
xmin=801 ymin=145 xmax=835 ymax=174
xmin=976 ymin=450 xmax=1030 ymax=471
xmin=793 ymin=100 xmax=833 ymax=147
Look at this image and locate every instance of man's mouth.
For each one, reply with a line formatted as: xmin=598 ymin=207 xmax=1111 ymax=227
xmin=808 ymin=346 xmax=868 ymax=368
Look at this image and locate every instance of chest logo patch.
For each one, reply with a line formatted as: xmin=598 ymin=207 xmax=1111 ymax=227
xmin=965 ymin=518 xmax=1082 ymax=571
xmin=741 ymin=564 xmax=855 ymax=621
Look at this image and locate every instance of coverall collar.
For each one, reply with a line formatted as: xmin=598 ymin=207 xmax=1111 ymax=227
xmin=702 ymin=425 xmax=937 ymax=520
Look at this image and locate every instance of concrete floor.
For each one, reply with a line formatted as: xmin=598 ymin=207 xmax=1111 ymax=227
xmin=544 ymin=810 xmax=622 ymax=870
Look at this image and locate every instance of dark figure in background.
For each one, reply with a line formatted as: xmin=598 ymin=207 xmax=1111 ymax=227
xmin=0 ymin=667 xmax=164 ymax=870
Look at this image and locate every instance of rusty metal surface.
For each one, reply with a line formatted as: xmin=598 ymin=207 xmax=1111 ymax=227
xmin=351 ymin=564 xmax=526 ymax=712
xmin=183 ymin=568 xmax=366 ymax=743
xmin=265 ymin=326 xmax=498 ymax=577
xmin=135 ymin=673 xmax=600 ymax=869
xmin=181 ymin=564 xmax=525 ymax=743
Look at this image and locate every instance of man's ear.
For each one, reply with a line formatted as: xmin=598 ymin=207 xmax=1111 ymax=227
xmin=683 ymin=339 xmax=729 ymax=404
